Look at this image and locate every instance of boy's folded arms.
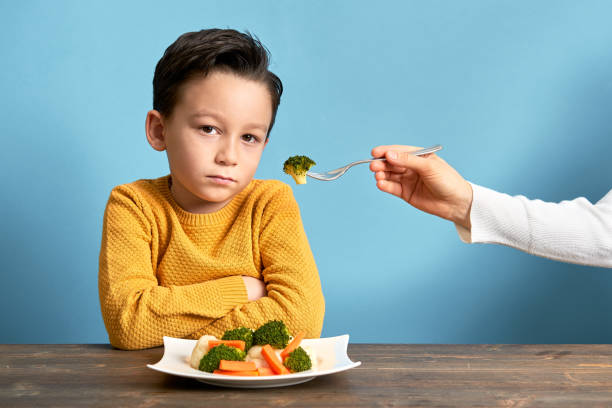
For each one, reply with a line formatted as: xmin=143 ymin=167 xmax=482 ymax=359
xmin=100 ymin=179 xmax=324 ymax=350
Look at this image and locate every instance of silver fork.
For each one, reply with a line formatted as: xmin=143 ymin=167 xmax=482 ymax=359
xmin=306 ymin=144 xmax=443 ymax=181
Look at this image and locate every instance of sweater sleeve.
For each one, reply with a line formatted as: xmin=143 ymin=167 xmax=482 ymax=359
xmin=189 ymin=184 xmax=325 ymax=340
xmin=98 ymin=185 xmax=248 ymax=350
xmin=455 ymin=183 xmax=612 ymax=268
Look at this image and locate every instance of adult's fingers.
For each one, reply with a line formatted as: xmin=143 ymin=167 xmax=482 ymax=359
xmin=371 ymin=145 xmax=424 ymax=158
xmin=376 ymin=179 xmax=403 ymax=198
xmin=384 ymin=150 xmax=432 ymax=174
xmin=370 ymin=160 xmax=386 ymax=172
xmin=375 ymin=170 xmax=408 ymax=183
xmin=369 ymin=159 xmax=408 ymax=173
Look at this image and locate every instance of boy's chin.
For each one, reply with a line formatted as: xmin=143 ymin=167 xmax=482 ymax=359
xmin=197 ymin=189 xmax=238 ymax=204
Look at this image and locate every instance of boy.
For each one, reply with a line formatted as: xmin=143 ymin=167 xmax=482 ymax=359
xmin=98 ymin=29 xmax=325 ymax=350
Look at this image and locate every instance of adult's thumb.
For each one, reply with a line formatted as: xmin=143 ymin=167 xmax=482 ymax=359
xmin=385 ymin=150 xmax=427 ymax=171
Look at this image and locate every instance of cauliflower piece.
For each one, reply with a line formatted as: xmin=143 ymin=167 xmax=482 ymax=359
xmin=245 ymin=345 xmax=268 ymax=369
xmin=189 ymin=335 xmax=217 ymax=369
xmin=245 ymin=344 xmax=285 ymax=369
xmin=246 ymin=345 xmax=263 ymax=360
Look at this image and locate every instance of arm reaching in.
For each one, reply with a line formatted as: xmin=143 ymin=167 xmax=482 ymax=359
xmin=370 ymin=145 xmax=612 ymax=268
xmin=459 ymin=184 xmax=612 ymax=267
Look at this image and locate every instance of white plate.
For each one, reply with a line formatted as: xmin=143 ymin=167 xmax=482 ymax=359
xmin=147 ymin=334 xmax=361 ymax=388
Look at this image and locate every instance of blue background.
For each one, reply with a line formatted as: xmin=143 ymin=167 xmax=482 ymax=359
xmin=1 ymin=0 xmax=611 ymax=344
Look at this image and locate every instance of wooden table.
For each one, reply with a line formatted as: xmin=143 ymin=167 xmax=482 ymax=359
xmin=2 ymin=344 xmax=612 ymax=407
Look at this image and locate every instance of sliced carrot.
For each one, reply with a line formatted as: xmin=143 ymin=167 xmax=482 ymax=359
xmin=213 ymin=369 xmax=259 ymax=376
xmin=208 ymin=340 xmax=246 ymax=351
xmin=281 ymin=331 xmax=306 ymax=359
xmin=262 ymin=344 xmax=290 ymax=375
xmin=257 ymin=366 xmax=275 ymax=376
xmin=219 ymin=360 xmax=257 ymax=372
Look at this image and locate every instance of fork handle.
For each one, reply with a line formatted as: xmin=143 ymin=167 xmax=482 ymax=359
xmin=410 ymin=144 xmax=443 ymax=156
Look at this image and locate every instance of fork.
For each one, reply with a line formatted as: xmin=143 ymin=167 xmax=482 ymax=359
xmin=306 ymin=144 xmax=443 ymax=181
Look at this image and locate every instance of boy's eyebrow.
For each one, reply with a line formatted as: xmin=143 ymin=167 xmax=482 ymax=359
xmin=243 ymin=123 xmax=269 ymax=133
xmin=190 ymin=111 xmax=223 ymax=121
xmin=191 ymin=111 xmax=269 ymax=132
xmin=191 ymin=110 xmax=220 ymax=118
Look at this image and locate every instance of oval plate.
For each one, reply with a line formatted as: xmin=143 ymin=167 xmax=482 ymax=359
xmin=147 ymin=334 xmax=361 ymax=388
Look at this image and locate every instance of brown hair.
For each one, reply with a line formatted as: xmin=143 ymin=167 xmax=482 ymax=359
xmin=153 ymin=29 xmax=283 ymax=136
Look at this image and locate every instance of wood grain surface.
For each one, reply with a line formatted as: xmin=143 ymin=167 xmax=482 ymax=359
xmin=2 ymin=344 xmax=612 ymax=407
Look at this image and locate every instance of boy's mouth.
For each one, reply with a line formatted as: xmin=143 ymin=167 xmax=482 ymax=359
xmin=207 ymin=175 xmax=237 ymax=185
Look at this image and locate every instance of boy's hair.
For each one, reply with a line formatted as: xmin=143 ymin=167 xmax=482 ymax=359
xmin=153 ymin=29 xmax=283 ymax=136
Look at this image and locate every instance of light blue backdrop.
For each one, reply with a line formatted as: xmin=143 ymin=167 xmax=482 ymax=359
xmin=1 ymin=0 xmax=611 ymax=344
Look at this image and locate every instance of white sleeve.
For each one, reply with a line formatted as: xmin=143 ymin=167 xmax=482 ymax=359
xmin=455 ymin=183 xmax=612 ymax=268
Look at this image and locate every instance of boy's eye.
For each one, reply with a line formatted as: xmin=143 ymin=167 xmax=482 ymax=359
xmin=201 ymin=126 xmax=217 ymax=135
xmin=242 ymin=134 xmax=260 ymax=143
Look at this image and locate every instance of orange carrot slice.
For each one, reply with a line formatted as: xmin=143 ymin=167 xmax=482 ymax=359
xmin=281 ymin=331 xmax=306 ymax=359
xmin=219 ymin=360 xmax=257 ymax=372
xmin=261 ymin=344 xmax=290 ymax=375
xmin=208 ymin=340 xmax=246 ymax=351
xmin=257 ymin=366 xmax=275 ymax=376
xmin=213 ymin=369 xmax=259 ymax=376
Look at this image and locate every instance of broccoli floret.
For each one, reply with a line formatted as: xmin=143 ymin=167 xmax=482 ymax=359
xmin=283 ymin=155 xmax=316 ymax=185
xmin=283 ymin=346 xmax=312 ymax=372
xmin=221 ymin=327 xmax=254 ymax=351
xmin=253 ymin=320 xmax=291 ymax=348
xmin=198 ymin=344 xmax=246 ymax=373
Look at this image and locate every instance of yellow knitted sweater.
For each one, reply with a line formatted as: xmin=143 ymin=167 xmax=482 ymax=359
xmin=99 ymin=175 xmax=325 ymax=350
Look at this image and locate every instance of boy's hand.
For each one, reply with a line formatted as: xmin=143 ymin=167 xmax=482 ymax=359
xmin=370 ymin=145 xmax=473 ymax=229
xmin=242 ymin=276 xmax=267 ymax=301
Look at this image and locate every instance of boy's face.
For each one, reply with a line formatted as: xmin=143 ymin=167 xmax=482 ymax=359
xmin=148 ymin=71 xmax=272 ymax=214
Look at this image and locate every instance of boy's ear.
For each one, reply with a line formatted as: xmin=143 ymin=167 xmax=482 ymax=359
xmin=145 ymin=110 xmax=167 ymax=151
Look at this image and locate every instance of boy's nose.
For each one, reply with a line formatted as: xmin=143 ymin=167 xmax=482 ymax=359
xmin=215 ymin=137 xmax=239 ymax=166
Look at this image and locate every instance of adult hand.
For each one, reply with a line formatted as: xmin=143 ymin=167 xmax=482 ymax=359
xmin=370 ymin=145 xmax=473 ymax=229
xmin=242 ymin=276 xmax=267 ymax=301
